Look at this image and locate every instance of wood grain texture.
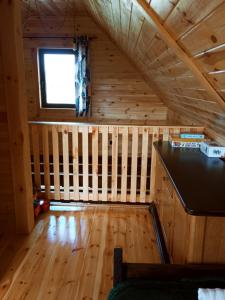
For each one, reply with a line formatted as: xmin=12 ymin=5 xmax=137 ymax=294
xmin=0 ymin=205 xmax=160 ymax=300
xmin=0 ymin=1 xmax=34 ymax=233
xmin=30 ymin=123 xmax=203 ymax=203
xmin=154 ymin=151 xmax=225 ymax=264
xmin=23 ymin=15 xmax=168 ymax=123
xmin=83 ymin=0 xmax=225 ymax=143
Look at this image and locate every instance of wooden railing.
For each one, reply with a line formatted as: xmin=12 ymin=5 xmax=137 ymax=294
xmin=29 ymin=123 xmax=204 ymax=203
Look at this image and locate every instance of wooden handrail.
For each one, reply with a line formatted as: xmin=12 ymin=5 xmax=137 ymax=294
xmin=29 ymin=123 xmax=204 ymax=203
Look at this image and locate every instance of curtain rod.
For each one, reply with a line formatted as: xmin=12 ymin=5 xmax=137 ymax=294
xmin=23 ymin=36 xmax=97 ymax=40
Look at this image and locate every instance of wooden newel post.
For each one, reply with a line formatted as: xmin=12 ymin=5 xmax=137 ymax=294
xmin=0 ymin=0 xmax=34 ymax=233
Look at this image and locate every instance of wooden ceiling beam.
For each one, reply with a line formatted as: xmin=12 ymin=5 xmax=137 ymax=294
xmin=133 ymin=0 xmax=225 ymax=111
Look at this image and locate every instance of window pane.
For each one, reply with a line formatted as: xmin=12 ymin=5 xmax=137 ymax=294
xmin=44 ymin=53 xmax=75 ymax=105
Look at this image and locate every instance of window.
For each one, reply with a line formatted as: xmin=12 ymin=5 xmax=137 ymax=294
xmin=39 ymin=48 xmax=76 ymax=108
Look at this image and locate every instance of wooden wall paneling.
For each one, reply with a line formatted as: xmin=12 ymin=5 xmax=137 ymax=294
xmin=92 ymin=126 xmax=99 ymax=201
xmin=23 ymin=15 xmax=168 ymax=123
xmin=52 ymin=126 xmax=60 ymax=200
xmin=167 ymin=98 xmax=225 ymax=135
xmin=204 ymin=127 xmax=225 ymax=146
xmin=0 ymin=0 xmax=34 ymax=233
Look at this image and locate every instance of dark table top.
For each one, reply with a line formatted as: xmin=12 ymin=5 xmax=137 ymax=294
xmin=154 ymin=141 xmax=225 ymax=216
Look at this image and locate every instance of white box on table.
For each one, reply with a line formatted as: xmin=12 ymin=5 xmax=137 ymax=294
xmin=200 ymin=141 xmax=225 ymax=158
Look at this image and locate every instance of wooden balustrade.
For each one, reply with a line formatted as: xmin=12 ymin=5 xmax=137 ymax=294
xmin=30 ymin=123 xmax=204 ymax=203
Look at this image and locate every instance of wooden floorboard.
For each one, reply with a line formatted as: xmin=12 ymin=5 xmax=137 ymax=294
xmin=0 ymin=205 xmax=160 ymax=300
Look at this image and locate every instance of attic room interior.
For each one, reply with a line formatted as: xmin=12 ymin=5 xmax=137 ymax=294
xmin=0 ymin=0 xmax=225 ymax=299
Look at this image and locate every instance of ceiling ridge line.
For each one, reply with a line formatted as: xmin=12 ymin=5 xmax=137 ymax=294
xmin=133 ymin=0 xmax=225 ymax=111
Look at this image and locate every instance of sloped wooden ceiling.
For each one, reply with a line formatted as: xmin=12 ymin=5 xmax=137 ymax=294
xmin=22 ymin=0 xmax=225 ymax=140
xmin=22 ymin=0 xmax=88 ymax=17
xmin=22 ymin=0 xmax=168 ymax=123
xmin=83 ymin=0 xmax=225 ymax=140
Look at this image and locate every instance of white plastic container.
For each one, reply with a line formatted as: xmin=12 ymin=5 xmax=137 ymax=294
xmin=200 ymin=141 xmax=225 ymax=158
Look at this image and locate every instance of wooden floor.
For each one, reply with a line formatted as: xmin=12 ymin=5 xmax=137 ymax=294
xmin=0 ymin=205 xmax=160 ymax=300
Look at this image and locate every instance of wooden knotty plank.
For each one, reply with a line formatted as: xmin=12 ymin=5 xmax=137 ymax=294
xmin=92 ymin=126 xmax=99 ymax=201
xmin=52 ymin=126 xmax=60 ymax=200
xmin=121 ymin=127 xmax=129 ymax=202
xmin=140 ymin=128 xmax=149 ymax=203
xmin=0 ymin=0 xmax=34 ymax=233
xmin=31 ymin=125 xmax=41 ymax=190
xmin=130 ymin=127 xmax=139 ymax=202
xmin=62 ymin=126 xmax=70 ymax=200
xmin=111 ymin=127 xmax=119 ymax=202
xmin=42 ymin=126 xmax=50 ymax=199
xmin=135 ymin=0 xmax=225 ymax=111
xmin=150 ymin=127 xmax=159 ymax=202
xmin=72 ymin=126 xmax=79 ymax=200
xmin=82 ymin=126 xmax=89 ymax=201
xmin=162 ymin=128 xmax=169 ymax=141
xmin=102 ymin=126 xmax=108 ymax=202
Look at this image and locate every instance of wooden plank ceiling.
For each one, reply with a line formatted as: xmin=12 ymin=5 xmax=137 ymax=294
xmin=22 ymin=0 xmax=88 ymax=17
xmin=22 ymin=0 xmax=225 ymax=139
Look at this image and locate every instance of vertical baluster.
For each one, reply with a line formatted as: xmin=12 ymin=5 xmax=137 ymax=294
xmin=130 ymin=127 xmax=138 ymax=202
xmin=111 ymin=127 xmax=118 ymax=202
xmin=163 ymin=128 xmax=169 ymax=141
xmin=31 ymin=125 xmax=41 ymax=191
xmin=92 ymin=126 xmax=98 ymax=201
xmin=43 ymin=125 xmax=50 ymax=199
xmin=102 ymin=126 xmax=108 ymax=202
xmin=62 ymin=126 xmax=69 ymax=200
xmin=72 ymin=126 xmax=79 ymax=200
xmin=140 ymin=128 xmax=149 ymax=203
xmin=150 ymin=127 xmax=159 ymax=202
xmin=121 ymin=127 xmax=128 ymax=202
xmin=82 ymin=126 xmax=89 ymax=201
xmin=52 ymin=126 xmax=60 ymax=200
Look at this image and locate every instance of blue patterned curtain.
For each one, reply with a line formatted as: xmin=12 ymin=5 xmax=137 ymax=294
xmin=73 ymin=36 xmax=90 ymax=117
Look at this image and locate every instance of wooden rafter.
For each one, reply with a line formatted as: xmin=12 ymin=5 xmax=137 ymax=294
xmin=133 ymin=0 xmax=225 ymax=111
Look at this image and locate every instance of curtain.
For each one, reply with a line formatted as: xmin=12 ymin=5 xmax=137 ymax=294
xmin=73 ymin=36 xmax=91 ymax=117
